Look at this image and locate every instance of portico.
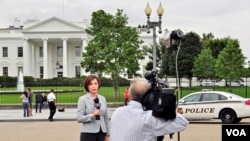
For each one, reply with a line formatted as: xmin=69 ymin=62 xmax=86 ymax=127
xmin=0 ymin=17 xmax=151 ymax=79
xmin=22 ymin=17 xmax=88 ymax=78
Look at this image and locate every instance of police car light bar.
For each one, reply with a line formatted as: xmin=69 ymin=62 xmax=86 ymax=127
xmin=202 ymin=89 xmax=213 ymax=92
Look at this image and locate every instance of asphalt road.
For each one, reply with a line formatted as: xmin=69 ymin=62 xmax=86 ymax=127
xmin=0 ymin=121 xmax=222 ymax=141
xmin=1 ymin=108 xmax=250 ymax=141
xmin=2 ymin=119 xmax=250 ymax=141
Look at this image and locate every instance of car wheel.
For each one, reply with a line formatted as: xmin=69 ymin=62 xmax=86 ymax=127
xmin=220 ymin=109 xmax=236 ymax=124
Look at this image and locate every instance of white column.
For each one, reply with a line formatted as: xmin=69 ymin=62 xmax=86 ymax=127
xmin=43 ymin=38 xmax=48 ymax=79
xmin=81 ymin=37 xmax=88 ymax=75
xmin=62 ymin=37 xmax=68 ymax=77
xmin=31 ymin=45 xmax=35 ymax=77
xmin=23 ymin=38 xmax=31 ymax=76
xmin=82 ymin=37 xmax=87 ymax=52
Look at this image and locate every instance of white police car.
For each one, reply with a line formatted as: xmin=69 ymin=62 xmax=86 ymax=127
xmin=177 ymin=90 xmax=250 ymax=124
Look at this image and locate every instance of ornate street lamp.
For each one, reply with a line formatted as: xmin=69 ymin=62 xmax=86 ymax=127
xmin=145 ymin=3 xmax=164 ymax=71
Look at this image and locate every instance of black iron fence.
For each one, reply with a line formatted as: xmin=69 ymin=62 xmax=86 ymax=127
xmin=0 ymin=79 xmax=249 ymax=105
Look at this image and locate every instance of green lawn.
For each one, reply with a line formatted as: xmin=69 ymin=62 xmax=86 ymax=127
xmin=0 ymin=86 xmax=249 ymax=104
xmin=0 ymin=86 xmax=127 ymax=104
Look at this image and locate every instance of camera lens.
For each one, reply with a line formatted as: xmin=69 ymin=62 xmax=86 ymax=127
xmin=144 ymin=71 xmax=156 ymax=80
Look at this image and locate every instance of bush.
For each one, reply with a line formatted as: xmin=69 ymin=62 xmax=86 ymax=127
xmin=0 ymin=75 xmax=130 ymax=87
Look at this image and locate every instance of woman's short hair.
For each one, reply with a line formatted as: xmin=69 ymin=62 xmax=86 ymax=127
xmin=83 ymin=74 xmax=101 ymax=92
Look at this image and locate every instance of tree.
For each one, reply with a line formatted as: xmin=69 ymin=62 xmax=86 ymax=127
xmin=201 ymin=32 xmax=214 ymax=47
xmin=161 ymin=32 xmax=202 ymax=87
xmin=192 ymin=48 xmax=216 ymax=80
xmin=81 ymin=9 xmax=144 ymax=98
xmin=144 ymin=41 xmax=167 ymax=78
xmin=205 ymin=37 xmax=231 ymax=59
xmin=160 ymin=44 xmax=176 ymax=77
xmin=215 ymin=38 xmax=246 ymax=90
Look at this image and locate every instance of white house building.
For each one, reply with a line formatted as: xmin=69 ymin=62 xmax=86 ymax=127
xmin=0 ymin=17 xmax=154 ymax=79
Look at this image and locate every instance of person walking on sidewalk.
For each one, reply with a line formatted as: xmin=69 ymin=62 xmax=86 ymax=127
xmin=47 ymin=89 xmax=56 ymax=121
xmin=19 ymin=90 xmax=29 ymax=117
xmin=27 ymin=88 xmax=33 ymax=116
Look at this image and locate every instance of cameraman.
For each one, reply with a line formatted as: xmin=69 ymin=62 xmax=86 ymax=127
xmin=110 ymin=79 xmax=188 ymax=141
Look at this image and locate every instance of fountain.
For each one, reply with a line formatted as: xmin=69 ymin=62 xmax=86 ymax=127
xmin=17 ymin=71 xmax=25 ymax=91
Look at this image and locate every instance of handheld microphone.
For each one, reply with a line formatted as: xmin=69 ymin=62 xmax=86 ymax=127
xmin=93 ymin=97 xmax=101 ymax=120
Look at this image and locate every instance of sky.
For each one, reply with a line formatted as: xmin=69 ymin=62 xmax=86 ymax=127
xmin=1 ymin=0 xmax=250 ymax=65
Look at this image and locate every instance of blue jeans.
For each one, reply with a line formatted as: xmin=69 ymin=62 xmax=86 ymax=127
xmin=22 ymin=102 xmax=29 ymax=117
xmin=36 ymin=101 xmax=43 ymax=113
xmin=43 ymin=102 xmax=47 ymax=108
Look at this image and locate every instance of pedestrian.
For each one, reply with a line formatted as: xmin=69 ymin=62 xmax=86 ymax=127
xmin=123 ymin=87 xmax=130 ymax=105
xmin=19 ymin=90 xmax=29 ymax=117
xmin=76 ymin=74 xmax=110 ymax=141
xmin=42 ymin=93 xmax=47 ymax=108
xmin=27 ymin=88 xmax=33 ymax=116
xmin=110 ymin=79 xmax=189 ymax=141
xmin=47 ymin=89 xmax=56 ymax=121
xmin=35 ymin=93 xmax=43 ymax=113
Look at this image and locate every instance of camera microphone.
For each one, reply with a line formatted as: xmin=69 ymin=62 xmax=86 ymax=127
xmin=93 ymin=97 xmax=101 ymax=120
xmin=170 ymin=29 xmax=183 ymax=40
xmin=144 ymin=71 xmax=157 ymax=81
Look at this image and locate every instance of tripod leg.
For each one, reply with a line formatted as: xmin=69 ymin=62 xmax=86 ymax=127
xmin=157 ymin=136 xmax=164 ymax=141
xmin=170 ymin=134 xmax=174 ymax=141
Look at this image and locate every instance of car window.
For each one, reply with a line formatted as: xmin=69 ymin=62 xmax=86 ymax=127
xmin=202 ymin=93 xmax=219 ymax=101
xmin=183 ymin=93 xmax=202 ymax=103
xmin=219 ymin=94 xmax=228 ymax=100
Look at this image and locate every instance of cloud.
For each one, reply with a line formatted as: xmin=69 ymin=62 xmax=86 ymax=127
xmin=1 ymin=0 xmax=249 ymax=60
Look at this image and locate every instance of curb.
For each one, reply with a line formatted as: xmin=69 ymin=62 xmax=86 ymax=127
xmin=0 ymin=103 xmax=124 ymax=109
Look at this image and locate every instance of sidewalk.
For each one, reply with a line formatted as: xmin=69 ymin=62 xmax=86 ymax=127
xmin=0 ymin=107 xmax=117 ymax=122
xmin=0 ymin=108 xmax=224 ymax=141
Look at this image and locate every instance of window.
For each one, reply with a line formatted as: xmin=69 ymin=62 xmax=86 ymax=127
xmin=40 ymin=66 xmax=43 ymax=78
xmin=57 ymin=72 xmax=63 ymax=78
xmin=219 ymin=94 xmax=228 ymax=100
xmin=75 ymin=46 xmax=81 ymax=57
xmin=202 ymin=93 xmax=219 ymax=101
xmin=2 ymin=47 xmax=8 ymax=57
xmin=128 ymin=73 xmax=133 ymax=79
xmin=17 ymin=47 xmax=23 ymax=57
xmin=75 ymin=66 xmax=81 ymax=77
xmin=127 ymin=71 xmax=133 ymax=79
xmin=39 ymin=47 xmax=43 ymax=57
xmin=57 ymin=46 xmax=63 ymax=57
xmin=183 ymin=93 xmax=202 ymax=103
xmin=3 ymin=67 xmax=8 ymax=76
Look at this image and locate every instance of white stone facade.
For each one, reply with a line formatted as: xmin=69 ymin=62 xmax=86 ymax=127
xmin=0 ymin=17 xmax=153 ymax=79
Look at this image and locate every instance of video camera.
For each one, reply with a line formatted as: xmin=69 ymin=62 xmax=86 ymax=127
xmin=141 ymin=70 xmax=176 ymax=120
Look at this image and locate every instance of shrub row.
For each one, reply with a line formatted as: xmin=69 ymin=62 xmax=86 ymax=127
xmin=0 ymin=76 xmax=130 ymax=87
